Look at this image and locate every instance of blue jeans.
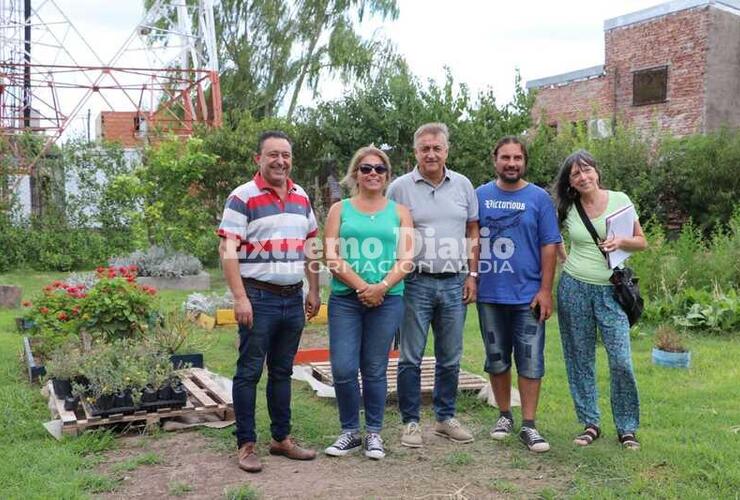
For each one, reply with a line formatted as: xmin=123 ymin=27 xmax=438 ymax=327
xmin=477 ymin=303 xmax=545 ymax=379
xmin=328 ymin=293 xmax=404 ymax=433
xmin=397 ymin=272 xmax=467 ymax=423
xmin=233 ymin=285 xmax=305 ymax=447
xmin=557 ymin=272 xmax=640 ymax=434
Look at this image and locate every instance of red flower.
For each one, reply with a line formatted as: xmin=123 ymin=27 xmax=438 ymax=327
xmin=52 ymin=280 xmax=63 ymax=288
xmin=57 ymin=311 xmax=69 ymax=321
xmin=126 ymin=276 xmax=135 ymax=283
xmin=96 ymin=266 xmax=105 ymax=273
xmin=71 ymin=307 xmax=80 ymax=316
xmin=128 ymin=265 xmax=138 ymax=272
xmin=22 ymin=300 xmax=32 ymax=307
xmin=40 ymin=306 xmax=49 ymax=314
xmin=43 ymin=285 xmax=53 ymax=292
xmin=147 ymin=287 xmax=157 ymax=295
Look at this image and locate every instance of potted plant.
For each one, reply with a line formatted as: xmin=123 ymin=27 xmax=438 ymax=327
xmin=152 ymin=310 xmax=213 ymax=369
xmin=652 ymin=325 xmax=691 ymax=368
xmin=45 ymin=343 xmax=83 ymax=399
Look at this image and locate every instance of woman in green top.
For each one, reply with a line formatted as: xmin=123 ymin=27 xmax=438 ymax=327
xmin=323 ymin=145 xmax=414 ymax=460
xmin=553 ymin=150 xmax=647 ymax=450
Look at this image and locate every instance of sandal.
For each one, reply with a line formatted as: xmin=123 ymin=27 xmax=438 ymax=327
xmin=573 ymin=425 xmax=600 ymax=446
xmin=618 ymin=433 xmax=641 ymax=450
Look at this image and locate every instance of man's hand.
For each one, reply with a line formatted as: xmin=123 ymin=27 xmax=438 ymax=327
xmin=530 ymin=289 xmax=553 ymax=322
xmin=234 ymin=296 xmax=254 ymax=328
xmin=305 ymin=289 xmax=321 ymax=320
xmin=357 ymin=283 xmax=386 ymax=307
xmin=463 ymin=275 xmax=477 ymax=304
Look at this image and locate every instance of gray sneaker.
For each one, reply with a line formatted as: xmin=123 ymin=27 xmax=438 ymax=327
xmin=400 ymin=421 xmax=423 ymax=448
xmin=434 ymin=418 xmax=474 ymax=443
xmin=519 ymin=426 xmax=551 ymax=453
xmin=364 ymin=432 xmax=385 ymax=460
xmin=490 ymin=415 xmax=514 ymax=440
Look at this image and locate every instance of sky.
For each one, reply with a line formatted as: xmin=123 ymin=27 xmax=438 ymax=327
xmin=17 ymin=0 xmax=665 ymax=136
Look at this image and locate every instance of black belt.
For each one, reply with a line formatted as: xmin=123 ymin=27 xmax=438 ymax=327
xmin=414 ymin=271 xmax=461 ymax=279
xmin=243 ymin=278 xmax=303 ymax=296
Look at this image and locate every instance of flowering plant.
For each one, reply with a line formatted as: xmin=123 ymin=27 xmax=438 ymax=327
xmin=26 ymin=281 xmax=87 ymax=357
xmin=79 ymin=267 xmax=157 ymax=342
xmin=27 ymin=266 xmax=157 ymax=357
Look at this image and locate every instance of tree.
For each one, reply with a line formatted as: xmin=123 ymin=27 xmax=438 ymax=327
xmin=148 ymin=0 xmax=400 ymax=119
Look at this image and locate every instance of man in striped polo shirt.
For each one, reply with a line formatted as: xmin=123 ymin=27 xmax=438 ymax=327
xmin=218 ymin=130 xmax=321 ymax=473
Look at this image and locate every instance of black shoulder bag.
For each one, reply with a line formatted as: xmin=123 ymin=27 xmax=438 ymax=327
xmin=575 ymin=200 xmax=644 ymax=326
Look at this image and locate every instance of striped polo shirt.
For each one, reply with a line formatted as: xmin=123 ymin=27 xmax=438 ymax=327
xmin=218 ymin=172 xmax=318 ymax=285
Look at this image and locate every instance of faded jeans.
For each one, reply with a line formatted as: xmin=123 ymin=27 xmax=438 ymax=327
xmin=397 ymin=272 xmax=467 ymax=423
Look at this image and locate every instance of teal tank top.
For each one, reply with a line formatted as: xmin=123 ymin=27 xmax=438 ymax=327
xmin=331 ymin=198 xmax=404 ymax=296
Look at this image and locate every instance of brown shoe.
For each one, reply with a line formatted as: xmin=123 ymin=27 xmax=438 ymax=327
xmin=269 ymin=436 xmax=317 ymax=460
xmin=238 ymin=442 xmax=262 ymax=472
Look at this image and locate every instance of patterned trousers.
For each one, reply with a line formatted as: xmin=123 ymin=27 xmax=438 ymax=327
xmin=557 ymin=272 xmax=640 ymax=434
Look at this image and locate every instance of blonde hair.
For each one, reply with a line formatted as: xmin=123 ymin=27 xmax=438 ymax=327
xmin=341 ymin=145 xmax=392 ymax=195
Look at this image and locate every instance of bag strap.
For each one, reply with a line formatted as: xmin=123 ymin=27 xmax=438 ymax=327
xmin=574 ymin=199 xmax=609 ymax=262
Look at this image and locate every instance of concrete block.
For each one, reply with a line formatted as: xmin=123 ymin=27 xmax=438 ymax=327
xmin=136 ymin=271 xmax=210 ymax=291
xmin=0 ymin=285 xmax=22 ymax=309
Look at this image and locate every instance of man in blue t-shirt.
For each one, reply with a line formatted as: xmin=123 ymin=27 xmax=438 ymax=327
xmin=476 ymin=136 xmax=561 ymax=453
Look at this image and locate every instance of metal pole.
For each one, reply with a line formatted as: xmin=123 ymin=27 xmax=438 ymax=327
xmin=23 ymin=0 xmax=31 ymax=129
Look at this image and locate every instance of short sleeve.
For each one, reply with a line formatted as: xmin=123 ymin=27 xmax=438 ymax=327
xmin=463 ymin=177 xmax=479 ymax=222
xmin=538 ymin=191 xmax=562 ymax=245
xmin=217 ymin=189 xmax=248 ymax=242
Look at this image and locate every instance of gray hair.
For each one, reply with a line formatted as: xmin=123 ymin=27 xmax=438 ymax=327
xmin=413 ymin=122 xmax=449 ymax=148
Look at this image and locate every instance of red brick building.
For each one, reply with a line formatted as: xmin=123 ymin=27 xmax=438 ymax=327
xmin=527 ymin=0 xmax=740 ymax=138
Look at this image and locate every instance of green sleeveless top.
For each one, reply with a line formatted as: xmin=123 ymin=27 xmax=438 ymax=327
xmin=331 ymin=198 xmax=404 ymax=296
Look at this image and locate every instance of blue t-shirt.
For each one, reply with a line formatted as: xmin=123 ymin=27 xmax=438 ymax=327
xmin=476 ymin=182 xmax=562 ymax=304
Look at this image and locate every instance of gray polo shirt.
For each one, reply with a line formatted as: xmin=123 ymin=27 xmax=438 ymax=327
xmin=387 ymin=166 xmax=478 ymax=273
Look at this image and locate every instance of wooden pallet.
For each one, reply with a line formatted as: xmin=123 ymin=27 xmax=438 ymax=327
xmin=48 ymin=368 xmax=234 ymax=436
xmin=309 ymin=356 xmax=487 ymax=397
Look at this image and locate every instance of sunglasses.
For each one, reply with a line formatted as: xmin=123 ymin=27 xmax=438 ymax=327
xmin=358 ymin=163 xmax=389 ymax=175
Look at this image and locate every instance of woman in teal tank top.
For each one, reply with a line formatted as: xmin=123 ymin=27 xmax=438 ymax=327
xmin=323 ymin=145 xmax=414 ymax=460
xmin=553 ymin=150 xmax=648 ymax=450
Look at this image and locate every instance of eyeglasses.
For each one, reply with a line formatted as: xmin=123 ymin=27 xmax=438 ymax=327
xmin=358 ymin=163 xmax=389 ymax=175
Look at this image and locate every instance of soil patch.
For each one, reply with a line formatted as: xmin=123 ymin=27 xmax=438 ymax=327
xmin=95 ymin=426 xmax=570 ymax=499
xmin=298 ymin=324 xmax=329 ymax=350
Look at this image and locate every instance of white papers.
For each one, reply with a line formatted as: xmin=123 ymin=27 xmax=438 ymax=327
xmin=605 ymin=204 xmax=636 ymax=268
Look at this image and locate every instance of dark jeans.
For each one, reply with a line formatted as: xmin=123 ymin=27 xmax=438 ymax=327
xmin=328 ymin=293 xmax=404 ymax=433
xmin=397 ymin=272 xmax=467 ymax=423
xmin=477 ymin=302 xmax=546 ymax=379
xmin=233 ymin=286 xmax=305 ymax=447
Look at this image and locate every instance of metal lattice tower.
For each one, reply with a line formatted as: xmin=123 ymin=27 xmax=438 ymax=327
xmin=0 ymin=0 xmax=221 ymax=180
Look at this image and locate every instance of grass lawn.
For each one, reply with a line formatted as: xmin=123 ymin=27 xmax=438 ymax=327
xmin=0 ymin=268 xmax=738 ymax=498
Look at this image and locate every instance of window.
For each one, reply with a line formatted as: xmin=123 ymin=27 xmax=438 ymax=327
xmin=633 ymin=66 xmax=668 ymax=106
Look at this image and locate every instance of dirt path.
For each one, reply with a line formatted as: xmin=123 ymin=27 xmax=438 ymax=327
xmin=96 ymin=426 xmax=570 ymax=499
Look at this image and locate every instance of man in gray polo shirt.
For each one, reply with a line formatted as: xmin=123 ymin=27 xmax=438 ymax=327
xmin=387 ymin=122 xmax=480 ymax=447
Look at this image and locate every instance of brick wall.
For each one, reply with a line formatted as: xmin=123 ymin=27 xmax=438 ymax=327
xmin=97 ymin=111 xmax=142 ymax=148
xmin=606 ymin=6 xmax=710 ymax=137
xmin=531 ymin=75 xmax=612 ymax=128
xmin=531 ymin=5 xmax=714 ymax=138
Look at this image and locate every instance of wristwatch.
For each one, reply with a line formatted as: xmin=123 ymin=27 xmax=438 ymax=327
xmin=468 ymin=271 xmax=479 ymax=278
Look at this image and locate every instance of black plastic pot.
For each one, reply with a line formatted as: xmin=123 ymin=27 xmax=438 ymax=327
xmin=157 ymin=384 xmax=173 ymax=401
xmin=15 ymin=317 xmax=35 ymax=332
xmin=64 ymin=395 xmax=79 ymax=412
xmin=141 ymin=385 xmax=158 ymax=404
xmin=52 ymin=378 xmax=72 ymax=399
xmin=170 ymin=353 xmax=204 ymax=369
xmin=172 ymin=383 xmax=188 ymax=404
xmin=113 ymin=391 xmax=134 ymax=409
xmin=95 ymin=394 xmax=115 ymax=411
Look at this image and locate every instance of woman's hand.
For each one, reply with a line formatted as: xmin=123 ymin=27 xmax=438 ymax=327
xmin=357 ymin=283 xmax=386 ymax=307
xmin=599 ymin=235 xmax=627 ymax=253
